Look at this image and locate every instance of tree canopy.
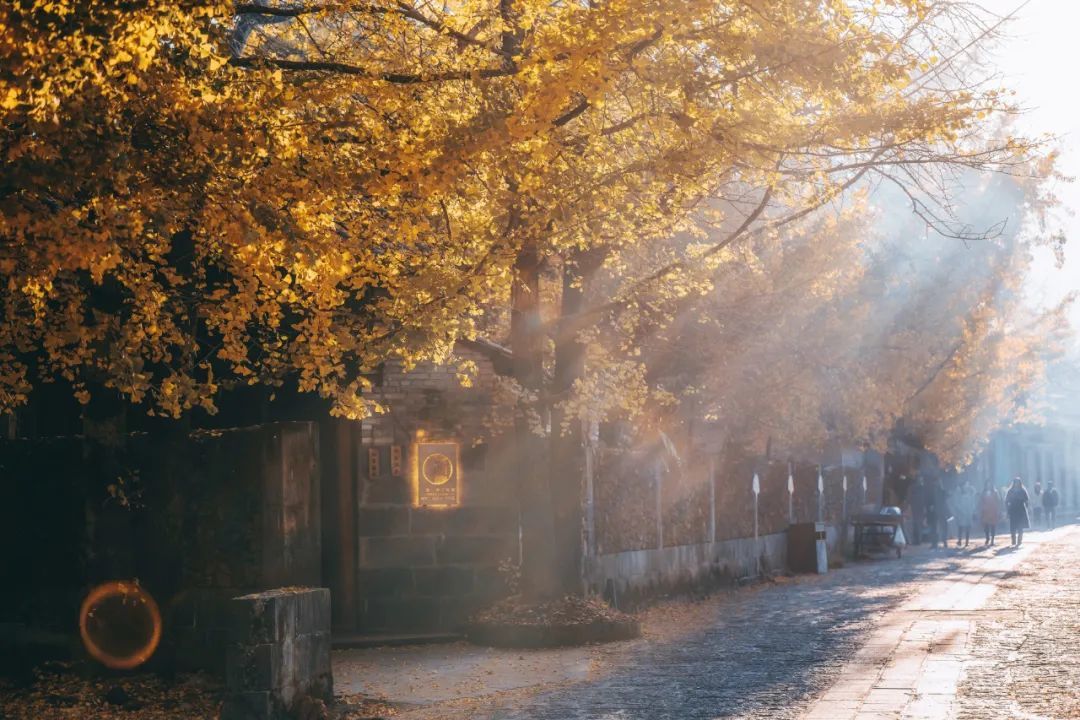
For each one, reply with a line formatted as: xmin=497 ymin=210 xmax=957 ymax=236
xmin=0 ymin=0 xmax=1053 ymax=455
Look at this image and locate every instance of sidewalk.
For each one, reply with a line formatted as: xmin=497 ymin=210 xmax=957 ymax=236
xmin=802 ymin=527 xmax=1066 ymax=720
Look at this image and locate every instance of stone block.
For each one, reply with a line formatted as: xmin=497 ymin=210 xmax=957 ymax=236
xmin=356 ymin=568 xmax=414 ymax=598
xmin=364 ymin=597 xmax=442 ymax=633
xmin=444 ymin=506 xmax=519 ymax=536
xmin=357 ymin=506 xmax=410 ymax=537
xmin=436 ymin=535 xmax=518 ymax=565
xmin=228 ymin=596 xmax=279 ymax=645
xmin=409 ymin=507 xmax=452 ymax=535
xmin=224 ymin=588 xmax=331 ymax=719
xmin=413 ymin=566 xmax=475 ymax=596
xmin=294 ymin=588 xmax=331 ymax=635
xmin=473 ymin=566 xmax=512 ymax=599
xmin=362 ymin=537 xmax=436 ymax=567
xmin=227 ymin=589 xmax=315 ymax=645
xmin=226 ymin=643 xmax=283 ymax=692
xmin=438 ymin=596 xmax=485 ymax=630
xmin=291 ymin=631 xmax=332 ymax=698
xmin=363 ymin=477 xmax=411 ymax=505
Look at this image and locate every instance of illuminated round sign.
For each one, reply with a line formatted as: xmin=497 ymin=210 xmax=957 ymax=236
xmin=79 ymin=581 xmax=162 ymax=670
xmin=422 ymin=452 xmax=454 ymax=486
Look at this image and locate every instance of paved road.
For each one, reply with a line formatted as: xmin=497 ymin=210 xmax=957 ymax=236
xmin=352 ymin=523 xmax=1079 ymax=720
xmin=490 ymin=539 xmax=1035 ymax=720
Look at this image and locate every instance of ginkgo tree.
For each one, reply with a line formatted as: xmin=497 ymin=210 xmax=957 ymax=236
xmin=616 ymin=169 xmax=1068 ymax=472
xmin=0 ymin=0 xmax=1051 ymax=593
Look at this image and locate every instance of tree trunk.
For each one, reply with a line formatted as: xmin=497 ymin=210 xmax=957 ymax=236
xmin=510 ymin=238 xmax=558 ymax=597
xmin=549 ymin=250 xmax=604 ymax=595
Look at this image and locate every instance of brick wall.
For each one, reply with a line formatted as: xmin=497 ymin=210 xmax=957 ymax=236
xmin=347 ymin=346 xmax=519 ymax=633
xmin=358 ymin=346 xmax=516 ymax=507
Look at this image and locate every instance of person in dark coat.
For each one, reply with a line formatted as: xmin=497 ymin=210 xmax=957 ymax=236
xmin=926 ymin=476 xmax=949 ymax=549
xmin=1005 ymin=476 xmax=1031 ymax=547
xmin=1043 ymin=480 xmax=1060 ymax=530
xmin=907 ymin=474 xmax=926 ymax=546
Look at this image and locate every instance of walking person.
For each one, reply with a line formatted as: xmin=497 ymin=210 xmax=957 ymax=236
xmin=979 ymin=483 xmax=1001 ymax=545
xmin=926 ymin=476 xmax=949 ymax=548
xmin=1043 ymin=480 xmax=1060 ymax=530
xmin=933 ymin=477 xmax=952 ymax=548
xmin=1005 ymin=476 xmax=1031 ymax=547
xmin=954 ymin=479 xmax=977 ymax=548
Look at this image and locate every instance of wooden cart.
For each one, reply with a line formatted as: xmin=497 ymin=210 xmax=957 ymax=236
xmin=852 ymin=511 xmax=905 ymax=559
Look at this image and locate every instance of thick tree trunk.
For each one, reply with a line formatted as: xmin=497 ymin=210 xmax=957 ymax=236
xmin=549 ymin=250 xmax=604 ymax=595
xmin=510 ymin=238 xmax=559 ymax=597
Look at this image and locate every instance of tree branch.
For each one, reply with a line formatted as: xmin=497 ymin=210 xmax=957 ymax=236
xmin=550 ymin=150 xmax=885 ymax=338
xmin=228 ymin=55 xmax=513 ymax=83
xmin=236 ymin=2 xmax=509 ymax=57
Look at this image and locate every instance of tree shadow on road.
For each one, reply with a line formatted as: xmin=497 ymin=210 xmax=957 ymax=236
xmin=494 ymin=550 xmax=978 ymax=720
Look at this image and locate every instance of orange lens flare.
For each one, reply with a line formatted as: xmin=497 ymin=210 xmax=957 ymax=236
xmin=79 ymin=581 xmax=162 ymax=670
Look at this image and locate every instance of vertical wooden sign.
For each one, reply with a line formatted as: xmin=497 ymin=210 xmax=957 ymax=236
xmin=390 ymin=445 xmax=403 ymax=477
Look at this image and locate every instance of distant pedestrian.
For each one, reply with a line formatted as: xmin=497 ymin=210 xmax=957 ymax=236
xmin=1005 ymin=476 xmax=1031 ymax=547
xmin=907 ymin=474 xmax=926 ymax=545
xmin=954 ymin=479 xmax=977 ymax=548
xmin=1043 ymin=480 xmax=1060 ymax=530
xmin=979 ymin=483 xmax=1001 ymax=545
xmin=1033 ymin=479 xmax=1043 ymax=528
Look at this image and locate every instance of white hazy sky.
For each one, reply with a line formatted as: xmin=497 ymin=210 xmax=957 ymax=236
xmin=980 ymin=0 xmax=1079 ymax=314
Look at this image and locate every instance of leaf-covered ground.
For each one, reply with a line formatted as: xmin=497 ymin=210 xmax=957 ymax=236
xmin=471 ymin=595 xmax=634 ymax=627
xmin=0 ymin=664 xmax=220 ymax=720
xmin=0 ymin=662 xmax=407 ymax=720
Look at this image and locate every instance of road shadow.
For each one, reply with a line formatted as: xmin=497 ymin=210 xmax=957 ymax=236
xmin=490 ymin=526 xmax=1080 ymax=720
xmin=493 ymin=548 xmax=981 ymax=719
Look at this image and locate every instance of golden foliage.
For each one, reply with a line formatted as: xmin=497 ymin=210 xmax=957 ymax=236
xmin=0 ymin=0 xmax=1039 ymax=423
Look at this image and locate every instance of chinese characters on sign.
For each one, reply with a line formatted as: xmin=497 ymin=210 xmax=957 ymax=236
xmin=416 ymin=442 xmax=460 ymax=506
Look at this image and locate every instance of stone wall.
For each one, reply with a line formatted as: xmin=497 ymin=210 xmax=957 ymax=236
xmin=344 ymin=346 xmax=519 ymax=634
xmin=354 ymin=505 xmax=518 ymax=632
xmin=584 ymin=532 xmax=789 ymax=608
xmin=0 ymin=422 xmax=321 ymax=675
xmin=359 ymin=346 xmax=516 ymax=507
xmin=587 ymin=444 xmax=880 ymax=603
xmin=167 ymin=423 xmax=322 ymax=674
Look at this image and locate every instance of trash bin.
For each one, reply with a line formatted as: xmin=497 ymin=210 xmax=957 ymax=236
xmin=788 ymin=521 xmax=828 ymax=574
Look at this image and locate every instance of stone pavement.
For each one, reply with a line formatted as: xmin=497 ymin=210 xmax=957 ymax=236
xmin=957 ymin=526 xmax=1080 ymax=720
xmin=802 ymin=527 xmax=1060 ymax=720
xmin=334 ymin=522 xmax=1080 ymax=720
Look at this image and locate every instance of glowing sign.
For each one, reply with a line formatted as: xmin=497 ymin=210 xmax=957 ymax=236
xmin=416 ymin=441 xmax=460 ymax=506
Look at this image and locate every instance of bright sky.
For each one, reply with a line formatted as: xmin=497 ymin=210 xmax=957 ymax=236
xmin=980 ymin=0 xmax=1080 ymax=318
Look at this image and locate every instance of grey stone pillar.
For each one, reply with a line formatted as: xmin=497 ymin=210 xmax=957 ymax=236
xmin=223 ymin=588 xmax=332 ymax=720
